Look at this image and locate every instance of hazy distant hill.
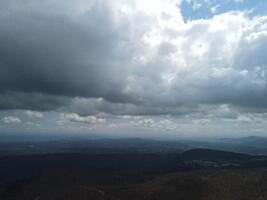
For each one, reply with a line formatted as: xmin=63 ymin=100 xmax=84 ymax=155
xmin=181 ymin=148 xmax=254 ymax=160
xmin=2 ymin=137 xmax=267 ymax=157
xmin=221 ymin=136 xmax=267 ymax=147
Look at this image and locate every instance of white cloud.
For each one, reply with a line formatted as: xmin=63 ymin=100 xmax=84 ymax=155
xmin=210 ymin=4 xmax=220 ymax=14
xmin=193 ymin=118 xmax=210 ymax=126
xmin=63 ymin=113 xmax=106 ymax=124
xmin=130 ymin=116 xmax=179 ymax=131
xmin=23 ymin=122 xmax=41 ymax=127
xmin=25 ymin=110 xmax=43 ymax=118
xmin=3 ymin=116 xmax=21 ymax=124
xmin=233 ymin=0 xmax=244 ymax=3
xmin=192 ymin=1 xmax=202 ymax=11
xmin=236 ymin=115 xmax=254 ymax=123
xmin=232 ymin=113 xmax=267 ymax=124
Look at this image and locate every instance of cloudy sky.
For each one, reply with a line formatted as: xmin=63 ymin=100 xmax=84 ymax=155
xmin=0 ymin=0 xmax=267 ymax=139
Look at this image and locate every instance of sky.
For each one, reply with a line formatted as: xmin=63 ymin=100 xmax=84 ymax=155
xmin=0 ymin=0 xmax=267 ymax=139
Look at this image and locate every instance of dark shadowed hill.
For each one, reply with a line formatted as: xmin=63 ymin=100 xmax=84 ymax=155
xmin=1 ymin=149 xmax=267 ymax=200
xmin=2 ymin=169 xmax=267 ymax=200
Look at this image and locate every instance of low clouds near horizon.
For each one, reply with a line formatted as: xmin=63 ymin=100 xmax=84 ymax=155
xmin=0 ymin=0 xmax=267 ymax=137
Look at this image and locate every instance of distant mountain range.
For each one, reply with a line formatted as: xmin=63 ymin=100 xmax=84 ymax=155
xmin=1 ymin=136 xmax=267 ymax=156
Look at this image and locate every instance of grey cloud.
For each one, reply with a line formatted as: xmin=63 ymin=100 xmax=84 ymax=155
xmin=63 ymin=97 xmax=201 ymax=116
xmin=0 ymin=0 xmax=135 ymax=103
xmin=0 ymin=92 xmax=70 ymax=111
xmin=0 ymin=0 xmax=266 ymax=118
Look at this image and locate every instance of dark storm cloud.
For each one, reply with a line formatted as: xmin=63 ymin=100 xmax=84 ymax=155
xmin=0 ymin=92 xmax=70 ymax=111
xmin=0 ymin=0 xmax=135 ymax=109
